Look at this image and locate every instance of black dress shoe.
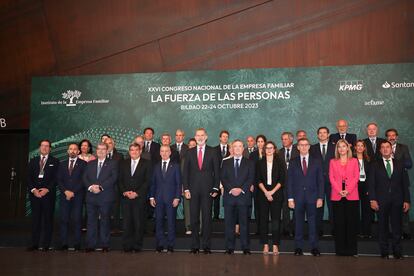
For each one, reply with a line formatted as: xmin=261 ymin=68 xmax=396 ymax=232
xmin=311 ymin=248 xmax=321 ymax=256
xmin=58 ymin=245 xmax=69 ymax=251
xmin=102 ymin=247 xmax=110 ymax=253
xmin=73 ymin=245 xmax=81 ymax=251
xmin=84 ymin=248 xmax=94 ymax=253
xmin=156 ymin=246 xmax=164 ymax=253
xmin=224 ymin=249 xmax=234 ymax=255
xmin=203 ymin=248 xmax=212 ymax=254
xmin=27 ymin=246 xmax=39 ymax=252
xmin=243 ymin=249 xmax=251 ymax=255
xmin=402 ymin=233 xmax=411 ymax=240
xmin=393 ymin=253 xmax=403 ymax=260
xmin=190 ymin=248 xmax=199 ymax=254
xmin=167 ymin=247 xmax=174 ymax=253
xmin=380 ymin=253 xmax=389 ymax=259
xmin=294 ymin=248 xmax=303 ymax=256
xmin=134 ymin=248 xmax=142 ymax=253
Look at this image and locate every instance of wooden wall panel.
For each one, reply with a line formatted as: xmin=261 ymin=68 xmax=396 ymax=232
xmin=0 ymin=0 xmax=413 ymax=129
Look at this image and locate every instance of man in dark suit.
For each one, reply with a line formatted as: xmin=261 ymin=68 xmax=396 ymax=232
xmin=27 ymin=139 xmax=59 ymax=251
xmin=363 ymin=122 xmax=386 ymax=161
xmin=213 ymin=130 xmax=230 ymax=220
xmin=105 ymin=137 xmax=124 ymax=233
xmin=161 ymin=133 xmax=180 ymax=163
xmin=134 ymin=135 xmax=151 ymax=161
xmin=83 ymin=142 xmax=118 ymax=252
xmin=57 ymin=143 xmax=87 ymax=251
xmin=369 ymin=140 xmax=411 ymax=259
xmin=171 ymin=129 xmax=190 ymax=234
xmin=278 ymin=131 xmax=299 ymax=237
xmin=221 ymin=140 xmax=255 ymax=255
xmin=310 ymin=127 xmax=336 ymax=236
xmin=118 ymin=143 xmax=151 ymax=252
xmin=242 ymin=135 xmax=256 ymax=159
xmin=329 ymin=119 xmax=357 ymax=146
xmin=386 ymin=128 xmax=413 ymax=240
xmin=149 ymin=145 xmax=181 ymax=253
xmin=183 ymin=128 xmax=220 ymax=254
xmin=287 ymin=138 xmax=324 ymax=256
xmin=143 ymin=127 xmax=161 ymax=165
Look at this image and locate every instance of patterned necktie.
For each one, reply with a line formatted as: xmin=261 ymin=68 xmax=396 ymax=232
xmin=234 ymin=158 xmax=240 ymax=178
xmin=371 ymin=138 xmax=376 ymax=153
xmin=198 ymin=147 xmax=203 ymax=170
xmin=39 ymin=156 xmax=46 ymax=172
xmin=97 ymin=161 xmax=102 ymax=178
xmin=302 ymin=157 xmax=308 ymax=176
xmin=340 ymin=134 xmax=345 ymax=140
xmin=69 ymin=159 xmax=75 ymax=175
xmin=162 ymin=161 xmax=167 ymax=176
xmin=386 ymin=159 xmax=392 ymax=178
xmin=286 ymin=148 xmax=290 ymax=161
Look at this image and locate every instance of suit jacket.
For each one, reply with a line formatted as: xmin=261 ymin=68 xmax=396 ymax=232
xmin=57 ymin=158 xmax=87 ymax=195
xmin=150 ymin=161 xmax=181 ymax=203
xmin=171 ymin=143 xmax=189 ymax=163
xmin=242 ymin=147 xmax=256 ymax=159
xmin=368 ymin=158 xmax=411 ymax=204
xmin=107 ymin=148 xmax=124 ymax=162
xmin=220 ymin=157 xmax=255 ymax=206
xmin=214 ymin=144 xmax=231 ymax=162
xmin=278 ymin=146 xmax=299 ymax=168
xmin=83 ymin=159 xmax=119 ymax=203
xmin=287 ymin=156 xmax=324 ymax=204
xmin=183 ymin=145 xmax=220 ymax=193
xmin=27 ymin=155 xmax=60 ymax=192
xmin=329 ymin=133 xmax=357 ymax=146
xmin=255 ymin=156 xmax=286 ymax=201
xmin=145 ymin=141 xmax=161 ymax=164
xmin=363 ymin=137 xmax=386 ymax=161
xmin=118 ymin=158 xmax=151 ymax=200
xmin=393 ymin=143 xmax=413 ymax=170
xmin=310 ymin=142 xmax=335 ymax=179
xmin=329 ymin=158 xmax=360 ymax=201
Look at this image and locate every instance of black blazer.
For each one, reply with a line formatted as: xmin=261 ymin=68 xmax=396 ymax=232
xmin=220 ymin=157 xmax=255 ymax=206
xmin=147 ymin=141 xmax=161 ymax=164
xmin=107 ymin=148 xmax=124 ymax=162
xmin=27 ymin=155 xmax=60 ymax=192
xmin=242 ymin=147 xmax=256 ymax=159
xmin=363 ymin=137 xmax=386 ymax=161
xmin=214 ymin=144 xmax=231 ymax=162
xmin=183 ymin=145 xmax=220 ymax=193
xmin=310 ymin=142 xmax=335 ymax=179
xmin=278 ymin=146 xmax=299 ymax=167
xmin=256 ymin=156 xmax=286 ymax=201
xmin=118 ymin=158 xmax=151 ymax=200
xmin=83 ymin=159 xmax=119 ymax=203
xmin=171 ymin=143 xmax=189 ymax=163
xmin=329 ymin=133 xmax=357 ymax=146
xmin=368 ymin=158 xmax=410 ymax=204
xmin=394 ymin=143 xmax=413 ymax=170
xmin=57 ymin=158 xmax=87 ymax=195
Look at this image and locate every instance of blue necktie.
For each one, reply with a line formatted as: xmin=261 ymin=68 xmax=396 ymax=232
xmin=235 ymin=159 xmax=240 ymax=178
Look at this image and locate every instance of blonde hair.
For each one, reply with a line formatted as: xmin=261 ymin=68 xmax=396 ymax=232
xmin=334 ymin=139 xmax=353 ymax=159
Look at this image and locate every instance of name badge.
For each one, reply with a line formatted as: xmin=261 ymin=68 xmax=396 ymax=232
xmin=38 ymin=172 xmax=44 ymax=178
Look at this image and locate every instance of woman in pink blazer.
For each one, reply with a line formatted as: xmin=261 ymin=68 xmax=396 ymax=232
xmin=329 ymin=139 xmax=359 ymax=256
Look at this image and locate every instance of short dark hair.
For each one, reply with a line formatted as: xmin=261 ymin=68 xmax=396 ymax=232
xmin=100 ymin=134 xmax=111 ymax=140
xmin=385 ymin=128 xmax=398 ymax=137
xmin=39 ymin=139 xmax=52 ymax=147
xmin=143 ymin=127 xmax=154 ymax=134
xmin=265 ymin=141 xmax=277 ymax=151
xmin=380 ymin=140 xmax=392 ymax=148
xmin=67 ymin=142 xmax=79 ymax=149
xmin=219 ymin=130 xmax=230 ymax=137
xmin=256 ymin=134 xmax=267 ymax=143
xmin=317 ymin=126 xmax=330 ymax=135
xmin=129 ymin=142 xmax=142 ymax=151
xmin=188 ymin=138 xmax=196 ymax=144
xmin=78 ymin=139 xmax=93 ymax=154
xmin=297 ymin=137 xmax=310 ymax=144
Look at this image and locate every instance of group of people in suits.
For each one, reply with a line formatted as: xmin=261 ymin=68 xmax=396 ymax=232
xmin=27 ymin=120 xmax=412 ymax=258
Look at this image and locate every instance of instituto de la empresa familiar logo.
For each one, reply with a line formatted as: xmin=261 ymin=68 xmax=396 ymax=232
xmin=62 ymin=90 xmax=82 ymax=106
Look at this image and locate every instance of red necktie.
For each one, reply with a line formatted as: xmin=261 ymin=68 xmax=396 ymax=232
xmin=302 ymin=157 xmax=307 ymax=176
xmin=198 ymin=147 xmax=203 ymax=170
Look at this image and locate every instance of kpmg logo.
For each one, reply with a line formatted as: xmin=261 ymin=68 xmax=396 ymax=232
xmin=339 ymin=80 xmax=363 ymax=91
xmin=382 ymin=81 xmax=413 ymax=89
xmin=62 ymin=90 xmax=82 ymax=106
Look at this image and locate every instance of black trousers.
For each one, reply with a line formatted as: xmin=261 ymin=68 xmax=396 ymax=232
xmin=213 ymin=191 xmax=221 ymax=219
xmin=190 ymin=191 xmax=213 ymax=249
xmin=358 ymin=181 xmax=373 ymax=236
xmin=122 ymin=198 xmax=145 ymax=250
xmin=224 ymin=204 xmax=249 ymax=250
xmin=258 ymin=194 xmax=282 ymax=245
xmin=30 ymin=192 xmax=55 ymax=248
xmin=332 ymin=198 xmax=359 ymax=256
xmin=378 ymin=200 xmax=403 ymax=255
xmin=282 ymin=187 xmax=293 ymax=233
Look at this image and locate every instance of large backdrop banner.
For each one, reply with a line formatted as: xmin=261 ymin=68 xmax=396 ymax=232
xmin=30 ymin=63 xmax=414 ymax=216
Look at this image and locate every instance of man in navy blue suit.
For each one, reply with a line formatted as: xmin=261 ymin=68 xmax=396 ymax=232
xmin=220 ymin=140 xmax=255 ymax=255
xmin=329 ymin=119 xmax=357 ymax=146
xmin=27 ymin=139 xmax=59 ymax=251
xmin=57 ymin=143 xmax=87 ymax=251
xmin=149 ymin=145 xmax=181 ymax=253
xmin=288 ymin=138 xmax=324 ymax=256
xmin=83 ymin=142 xmax=118 ymax=252
xmin=369 ymin=140 xmax=411 ymax=259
